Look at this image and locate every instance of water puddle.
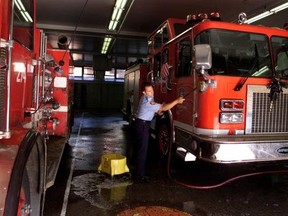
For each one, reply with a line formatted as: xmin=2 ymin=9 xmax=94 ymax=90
xmin=71 ymin=173 xmax=132 ymax=209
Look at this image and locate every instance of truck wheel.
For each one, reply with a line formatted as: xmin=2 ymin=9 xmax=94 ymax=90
xmin=4 ymin=130 xmax=45 ymax=216
xmin=157 ymin=123 xmax=171 ymax=155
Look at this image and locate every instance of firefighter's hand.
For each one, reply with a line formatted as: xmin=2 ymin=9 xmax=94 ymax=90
xmin=157 ymin=110 xmax=164 ymax=116
xmin=177 ymin=96 xmax=185 ymax=104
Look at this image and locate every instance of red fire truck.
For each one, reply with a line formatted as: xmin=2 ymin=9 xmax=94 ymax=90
xmin=0 ymin=0 xmax=73 ymax=215
xmin=123 ymin=12 xmax=288 ymax=164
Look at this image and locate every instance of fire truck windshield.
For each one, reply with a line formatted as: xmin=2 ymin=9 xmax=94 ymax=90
xmin=272 ymin=36 xmax=288 ymax=78
xmin=195 ymin=29 xmax=272 ymax=78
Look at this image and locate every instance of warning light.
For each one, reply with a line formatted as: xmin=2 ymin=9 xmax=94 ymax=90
xmin=186 ymin=12 xmax=221 ymax=25
xmin=209 ymin=12 xmax=221 ymax=21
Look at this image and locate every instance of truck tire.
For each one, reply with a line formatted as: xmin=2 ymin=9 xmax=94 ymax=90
xmin=4 ymin=130 xmax=45 ymax=216
xmin=156 ymin=115 xmax=172 ymax=156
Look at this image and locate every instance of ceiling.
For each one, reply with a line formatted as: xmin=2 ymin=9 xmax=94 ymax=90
xmin=36 ymin=0 xmax=288 ymax=68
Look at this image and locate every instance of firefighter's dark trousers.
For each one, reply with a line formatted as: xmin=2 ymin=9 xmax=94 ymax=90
xmin=134 ymin=118 xmax=151 ymax=177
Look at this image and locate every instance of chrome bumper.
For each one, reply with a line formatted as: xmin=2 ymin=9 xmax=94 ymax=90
xmin=176 ymin=132 xmax=288 ymax=163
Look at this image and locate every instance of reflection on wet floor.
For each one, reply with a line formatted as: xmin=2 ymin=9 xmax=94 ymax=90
xmin=71 ymin=173 xmax=132 ymax=209
xmin=44 ymin=110 xmax=288 ymax=216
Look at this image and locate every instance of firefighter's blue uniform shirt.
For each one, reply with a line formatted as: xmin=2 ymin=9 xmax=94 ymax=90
xmin=136 ymin=95 xmax=161 ymax=121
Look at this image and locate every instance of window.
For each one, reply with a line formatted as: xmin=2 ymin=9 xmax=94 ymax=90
xmin=154 ymin=30 xmax=162 ymax=49
xmin=116 ymin=69 xmax=125 ymax=79
xmin=162 ymin=48 xmax=169 ymax=63
xmin=154 ymin=25 xmax=169 ymax=50
xmin=105 ymin=69 xmax=115 ymax=81
xmin=271 ymin=36 xmax=288 ymax=78
xmin=176 ymin=37 xmax=192 ymax=77
xmin=73 ymin=67 xmax=82 ymax=77
xmin=69 ymin=66 xmax=75 ymax=79
xmin=160 ymin=48 xmax=170 ymax=80
xmin=72 ymin=53 xmax=83 ymax=61
xmin=104 ymin=68 xmax=124 ymax=82
xmin=83 ymin=67 xmax=94 ymax=80
xmin=148 ymin=39 xmax=153 ymax=55
xmin=128 ymin=57 xmax=138 ymax=65
xmin=162 ymin=26 xmax=169 ymax=44
xmin=153 ymin=53 xmax=161 ymax=79
xmin=69 ymin=66 xmax=124 ymax=82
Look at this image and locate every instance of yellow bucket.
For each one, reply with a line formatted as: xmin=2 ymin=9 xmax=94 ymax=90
xmin=98 ymin=153 xmax=129 ymax=177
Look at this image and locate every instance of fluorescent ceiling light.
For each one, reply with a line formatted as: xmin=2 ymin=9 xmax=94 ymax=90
xmin=101 ymin=37 xmax=112 ymax=54
xmin=245 ymin=2 xmax=288 ymax=24
xmin=24 ymin=11 xmax=33 ymax=22
xmin=15 ymin=0 xmax=25 ymax=10
xmin=15 ymin=0 xmax=33 ymax=23
xmin=108 ymin=0 xmax=127 ymax=30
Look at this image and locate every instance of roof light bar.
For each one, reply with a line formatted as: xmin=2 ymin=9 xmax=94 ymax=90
xmin=245 ymin=2 xmax=288 ymax=24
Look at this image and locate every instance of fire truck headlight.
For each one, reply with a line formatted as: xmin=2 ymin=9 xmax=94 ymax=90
xmin=220 ymin=112 xmax=243 ymax=123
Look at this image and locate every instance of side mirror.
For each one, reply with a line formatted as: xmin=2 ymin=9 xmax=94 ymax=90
xmin=193 ymin=44 xmax=212 ymax=74
xmin=146 ymin=70 xmax=154 ymax=83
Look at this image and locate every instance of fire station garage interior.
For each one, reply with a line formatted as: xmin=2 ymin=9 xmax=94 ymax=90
xmin=34 ymin=0 xmax=288 ymax=215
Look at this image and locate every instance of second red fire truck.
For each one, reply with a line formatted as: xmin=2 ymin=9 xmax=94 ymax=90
xmin=123 ymin=12 xmax=288 ymax=165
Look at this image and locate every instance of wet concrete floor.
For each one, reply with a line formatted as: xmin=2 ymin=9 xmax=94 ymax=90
xmin=44 ymin=110 xmax=288 ymax=216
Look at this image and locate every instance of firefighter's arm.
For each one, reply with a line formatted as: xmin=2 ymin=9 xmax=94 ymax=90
xmin=158 ymin=97 xmax=185 ymax=113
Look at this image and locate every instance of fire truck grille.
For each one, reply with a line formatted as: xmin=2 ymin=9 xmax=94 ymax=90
xmin=246 ymin=85 xmax=288 ymax=134
xmin=0 ymin=47 xmax=6 ymax=131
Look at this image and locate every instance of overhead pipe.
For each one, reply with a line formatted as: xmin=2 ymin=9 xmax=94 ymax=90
xmin=57 ymin=34 xmax=69 ymax=49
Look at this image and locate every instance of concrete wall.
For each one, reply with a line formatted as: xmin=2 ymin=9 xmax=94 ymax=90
xmin=74 ymin=81 xmax=124 ymax=111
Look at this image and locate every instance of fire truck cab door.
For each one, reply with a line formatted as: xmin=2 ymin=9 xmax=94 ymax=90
xmin=173 ymin=35 xmax=196 ymax=128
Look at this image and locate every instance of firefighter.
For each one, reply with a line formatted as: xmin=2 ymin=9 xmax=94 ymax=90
xmin=133 ymin=82 xmax=185 ymax=182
